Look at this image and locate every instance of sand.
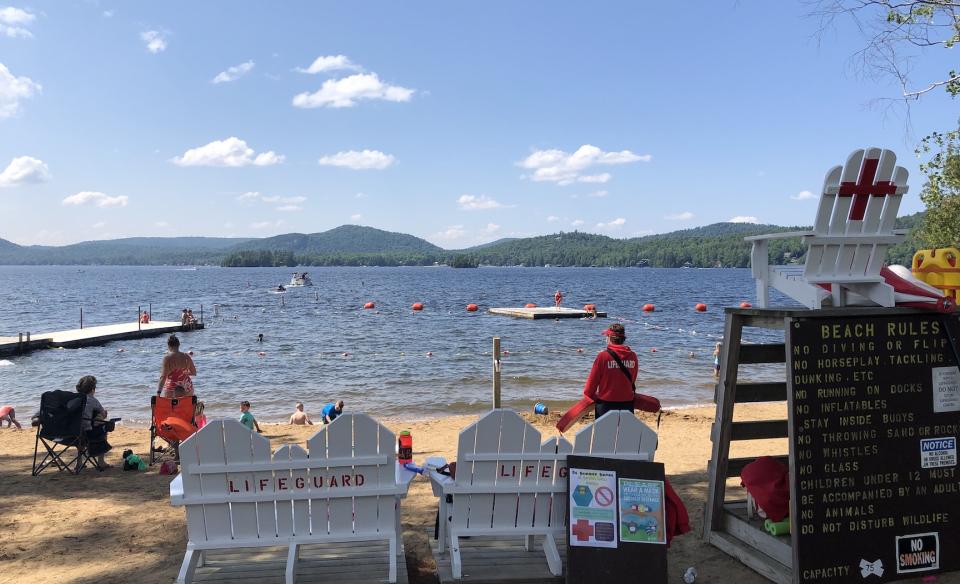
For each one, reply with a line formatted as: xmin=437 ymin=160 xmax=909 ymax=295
xmin=0 ymin=403 xmax=944 ymax=584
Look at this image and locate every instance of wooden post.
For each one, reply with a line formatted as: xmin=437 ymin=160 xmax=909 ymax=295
xmin=149 ymin=303 xmax=152 ymax=321
xmin=492 ymin=336 xmax=502 ymax=409
xmin=80 ymin=307 xmax=83 ymax=329
xmin=138 ymin=305 xmax=142 ymax=331
xmin=200 ymin=304 xmax=203 ymax=324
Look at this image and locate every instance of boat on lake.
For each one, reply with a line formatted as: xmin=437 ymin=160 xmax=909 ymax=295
xmin=289 ymin=272 xmax=313 ymax=287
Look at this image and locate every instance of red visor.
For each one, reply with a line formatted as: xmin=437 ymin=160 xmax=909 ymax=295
xmin=602 ymin=328 xmax=624 ymax=337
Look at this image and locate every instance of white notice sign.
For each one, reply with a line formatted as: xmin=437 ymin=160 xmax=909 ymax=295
xmin=932 ymin=366 xmax=960 ymax=413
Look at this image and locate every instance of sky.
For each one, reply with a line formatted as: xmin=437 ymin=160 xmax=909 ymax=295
xmin=0 ymin=2 xmax=957 ymax=248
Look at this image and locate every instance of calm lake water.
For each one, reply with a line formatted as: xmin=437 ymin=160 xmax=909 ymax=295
xmin=0 ymin=266 xmax=788 ymax=424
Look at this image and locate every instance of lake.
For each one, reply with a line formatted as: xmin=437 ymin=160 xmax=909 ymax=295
xmin=0 ymin=266 xmax=788 ymax=424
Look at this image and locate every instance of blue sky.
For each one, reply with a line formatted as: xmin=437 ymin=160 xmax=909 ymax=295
xmin=0 ymin=2 xmax=956 ymax=247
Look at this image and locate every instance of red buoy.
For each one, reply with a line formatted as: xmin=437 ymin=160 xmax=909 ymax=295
xmin=466 ymin=303 xmax=479 ymax=312
xmin=364 ymin=302 xmax=375 ymax=309
xmin=525 ymin=303 xmax=537 ymax=308
xmin=583 ymin=303 xmax=596 ymax=311
xmin=739 ymin=301 xmax=752 ymax=309
xmin=642 ymin=304 xmax=655 ymax=312
xmin=651 ymin=348 xmax=658 ymax=353
xmin=411 ymin=302 xmax=424 ymax=311
xmin=695 ymin=303 xmax=707 ymax=312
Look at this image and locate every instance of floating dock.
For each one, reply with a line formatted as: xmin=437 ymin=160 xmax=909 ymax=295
xmin=0 ymin=321 xmax=204 ymax=357
xmin=488 ymin=307 xmax=607 ymax=320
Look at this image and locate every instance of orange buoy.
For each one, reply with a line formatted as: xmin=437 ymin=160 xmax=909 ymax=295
xmin=466 ymin=303 xmax=479 ymax=312
xmin=739 ymin=301 xmax=752 ymax=309
xmin=525 ymin=303 xmax=537 ymax=308
xmin=364 ymin=301 xmax=375 ymax=309
xmin=583 ymin=303 xmax=596 ymax=311
xmin=695 ymin=303 xmax=707 ymax=312
xmin=642 ymin=304 xmax=655 ymax=312
xmin=411 ymin=302 xmax=424 ymax=311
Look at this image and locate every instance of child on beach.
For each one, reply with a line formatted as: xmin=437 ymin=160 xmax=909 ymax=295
xmin=713 ymin=342 xmax=722 ymax=377
xmin=239 ymin=401 xmax=262 ymax=433
xmin=289 ymin=402 xmax=313 ymax=425
xmin=0 ymin=405 xmax=21 ymax=429
xmin=194 ymin=401 xmax=207 ymax=429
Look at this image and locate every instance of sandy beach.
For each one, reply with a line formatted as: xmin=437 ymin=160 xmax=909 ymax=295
xmin=0 ymin=403 xmax=944 ymax=584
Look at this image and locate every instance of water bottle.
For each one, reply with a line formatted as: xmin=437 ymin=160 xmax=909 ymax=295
xmin=534 ymin=402 xmax=549 ymax=415
xmin=398 ymin=430 xmax=413 ymax=464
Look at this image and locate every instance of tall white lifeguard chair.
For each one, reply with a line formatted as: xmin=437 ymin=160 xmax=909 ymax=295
xmin=746 ymin=148 xmax=908 ymax=309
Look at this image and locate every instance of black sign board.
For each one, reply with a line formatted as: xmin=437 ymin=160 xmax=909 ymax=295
xmin=787 ymin=313 xmax=960 ymax=583
xmin=566 ymin=455 xmax=667 ymax=584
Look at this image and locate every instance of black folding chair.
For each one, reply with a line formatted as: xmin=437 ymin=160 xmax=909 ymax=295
xmin=32 ymin=390 xmax=102 ymax=475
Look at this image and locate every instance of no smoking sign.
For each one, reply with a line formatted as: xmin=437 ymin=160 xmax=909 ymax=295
xmin=595 ymin=486 xmax=615 ymax=507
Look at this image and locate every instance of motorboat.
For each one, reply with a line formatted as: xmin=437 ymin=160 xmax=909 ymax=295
xmin=289 ymin=272 xmax=313 ymax=287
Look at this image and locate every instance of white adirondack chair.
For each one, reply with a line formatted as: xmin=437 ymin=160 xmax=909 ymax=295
xmin=170 ymin=414 xmax=415 ymax=584
xmin=426 ymin=409 xmax=657 ymax=579
xmin=746 ymin=148 xmax=909 ymax=309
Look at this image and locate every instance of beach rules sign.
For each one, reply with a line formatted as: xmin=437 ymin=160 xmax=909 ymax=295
xmin=787 ymin=313 xmax=960 ymax=583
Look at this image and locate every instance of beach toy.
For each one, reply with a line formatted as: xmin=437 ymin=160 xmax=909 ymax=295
xmin=764 ymin=517 xmax=791 ymax=536
xmin=683 ymin=567 xmax=697 ymax=584
xmin=524 ymin=303 xmax=537 ymax=308
xmin=398 ymin=430 xmax=413 ymax=464
xmin=740 ymin=301 xmax=752 ymax=308
xmin=642 ymin=303 xmax=655 ymax=312
xmin=364 ymin=302 xmax=375 ymax=309
xmin=159 ymin=460 xmax=177 ymax=475
xmin=694 ymin=303 xmax=707 ymax=312
xmin=534 ymin=402 xmax=549 ymax=415
xmin=466 ymin=303 xmax=478 ymax=312
xmin=913 ymin=247 xmax=960 ymax=300
xmin=411 ymin=302 xmax=424 ymax=311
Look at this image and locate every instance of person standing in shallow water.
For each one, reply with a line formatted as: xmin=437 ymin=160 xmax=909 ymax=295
xmin=582 ymin=323 xmax=638 ymax=418
xmin=158 ymin=334 xmax=196 ymax=398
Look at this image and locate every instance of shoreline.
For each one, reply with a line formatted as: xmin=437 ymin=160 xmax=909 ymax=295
xmin=0 ymin=403 xmax=802 ymax=584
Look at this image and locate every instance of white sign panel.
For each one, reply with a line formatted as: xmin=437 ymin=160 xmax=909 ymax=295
xmin=569 ymin=467 xmax=618 ymax=548
xmin=932 ymin=366 xmax=960 ymax=413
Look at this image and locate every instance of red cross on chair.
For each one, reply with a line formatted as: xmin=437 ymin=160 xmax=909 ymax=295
xmin=571 ymin=519 xmax=595 ymax=542
xmin=838 ymin=157 xmax=898 ymax=221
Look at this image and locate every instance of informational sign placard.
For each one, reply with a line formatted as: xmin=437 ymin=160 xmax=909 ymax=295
xmin=566 ymin=456 xmax=667 ymax=584
xmin=787 ymin=313 xmax=960 ymax=583
xmin=569 ymin=468 xmax=618 ymax=548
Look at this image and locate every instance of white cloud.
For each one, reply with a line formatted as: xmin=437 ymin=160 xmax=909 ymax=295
xmin=596 ymin=217 xmax=626 ymax=230
xmin=484 ymin=223 xmax=500 ymax=234
xmin=296 ymin=55 xmax=362 ymax=74
xmin=212 ymin=60 xmax=254 ymax=84
xmin=518 ymin=144 xmax=650 ymax=186
xmin=92 ymin=222 xmax=107 ymax=229
xmin=0 ymin=6 xmax=35 ymax=38
xmin=317 ymin=149 xmax=394 ymax=170
xmin=251 ymin=220 xmax=284 ymax=230
xmin=172 ymin=137 xmax=284 ymax=167
xmin=62 ymin=191 xmax=128 ymax=208
xmin=350 ymin=213 xmax=362 ymax=221
xmin=355 ymin=192 xmax=367 ymax=199
xmin=790 ymin=190 xmax=816 ymax=201
xmin=276 ymin=205 xmax=302 ymax=212
xmin=434 ymin=225 xmax=466 ymax=240
xmin=292 ymin=73 xmax=414 ymax=108
xmin=0 ymin=156 xmax=50 ymax=186
xmin=546 ymin=215 xmax=560 ymax=223
xmin=0 ymin=63 xmax=41 ymax=119
xmin=262 ymin=194 xmax=305 ymax=204
xmin=665 ymin=211 xmax=694 ymax=220
xmin=140 ymin=30 xmax=168 ymax=54
xmin=237 ymin=191 xmax=262 ymax=203
xmin=578 ymin=173 xmax=611 ymax=184
xmin=571 ymin=219 xmax=585 ymax=227
xmin=729 ymin=216 xmax=759 ymax=223
xmin=102 ymin=10 xmax=114 ymax=18
xmin=586 ymin=190 xmax=608 ymax=198
xmin=457 ymin=194 xmax=504 ymax=210
xmin=155 ymin=220 xmax=169 ymax=228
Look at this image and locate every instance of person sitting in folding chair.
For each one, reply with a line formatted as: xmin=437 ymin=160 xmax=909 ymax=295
xmin=76 ymin=375 xmax=114 ymax=469
xmin=32 ymin=378 xmax=118 ymax=475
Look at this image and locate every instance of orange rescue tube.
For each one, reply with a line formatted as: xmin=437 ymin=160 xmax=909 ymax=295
xmin=525 ymin=303 xmax=537 ymax=308
xmin=695 ymin=303 xmax=707 ymax=312
xmin=556 ymin=394 xmax=662 ymax=433
xmin=466 ymin=303 xmax=479 ymax=312
xmin=642 ymin=304 xmax=655 ymax=312
xmin=364 ymin=302 xmax=375 ymax=309
xmin=412 ymin=302 xmax=424 ymax=311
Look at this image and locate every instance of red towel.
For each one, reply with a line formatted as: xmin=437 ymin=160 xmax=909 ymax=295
xmin=740 ymin=456 xmax=790 ymax=522
xmin=664 ymin=478 xmax=690 ymax=546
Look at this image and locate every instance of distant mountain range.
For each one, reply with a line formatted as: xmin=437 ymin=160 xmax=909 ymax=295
xmin=0 ymin=216 xmax=923 ymax=268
